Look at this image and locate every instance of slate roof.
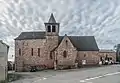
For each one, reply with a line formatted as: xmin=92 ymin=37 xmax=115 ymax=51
xmin=15 ymin=31 xmax=46 ymax=40
xmin=0 ymin=40 xmax=9 ymax=48
xmin=59 ymin=36 xmax=99 ymax=51
xmin=15 ymin=31 xmax=99 ymax=51
xmin=48 ymin=13 xmax=56 ymax=23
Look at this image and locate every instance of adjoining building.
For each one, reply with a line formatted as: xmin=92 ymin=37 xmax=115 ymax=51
xmin=99 ymin=49 xmax=116 ymax=64
xmin=0 ymin=40 xmax=9 ymax=81
xmin=14 ymin=13 xmax=116 ymax=72
xmin=8 ymin=61 xmax=14 ymax=71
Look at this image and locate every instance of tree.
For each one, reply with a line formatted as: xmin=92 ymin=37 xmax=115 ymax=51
xmin=114 ymin=44 xmax=120 ymax=62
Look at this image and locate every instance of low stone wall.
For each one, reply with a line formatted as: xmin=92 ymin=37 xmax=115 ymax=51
xmin=23 ymin=63 xmax=54 ymax=72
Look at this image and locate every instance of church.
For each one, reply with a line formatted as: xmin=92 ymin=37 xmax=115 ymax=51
xmin=14 ymin=13 xmax=114 ymax=72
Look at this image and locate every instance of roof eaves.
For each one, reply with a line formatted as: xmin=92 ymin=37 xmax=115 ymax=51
xmin=0 ymin=40 xmax=9 ymax=47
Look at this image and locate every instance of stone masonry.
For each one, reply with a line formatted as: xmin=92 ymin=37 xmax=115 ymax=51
xmin=15 ymin=13 xmax=116 ymax=72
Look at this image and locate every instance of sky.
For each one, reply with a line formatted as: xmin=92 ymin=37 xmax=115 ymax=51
xmin=0 ymin=0 xmax=120 ymax=61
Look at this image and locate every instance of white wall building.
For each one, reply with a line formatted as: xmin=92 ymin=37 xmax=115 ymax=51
xmin=0 ymin=40 xmax=9 ymax=81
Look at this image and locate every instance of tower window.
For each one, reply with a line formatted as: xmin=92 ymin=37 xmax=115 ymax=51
xmin=19 ymin=48 xmax=21 ymax=56
xmin=63 ymin=51 xmax=67 ymax=58
xmin=31 ymin=48 xmax=33 ymax=56
xmin=38 ymin=48 xmax=40 ymax=57
xmin=52 ymin=25 xmax=56 ymax=32
xmin=47 ymin=25 xmax=51 ymax=32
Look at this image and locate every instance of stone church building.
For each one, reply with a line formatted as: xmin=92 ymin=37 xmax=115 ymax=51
xmin=14 ymin=14 xmax=115 ymax=72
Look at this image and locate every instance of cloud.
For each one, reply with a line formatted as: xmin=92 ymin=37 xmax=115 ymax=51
xmin=0 ymin=0 xmax=120 ymax=60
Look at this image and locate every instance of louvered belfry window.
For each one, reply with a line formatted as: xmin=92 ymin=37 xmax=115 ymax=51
xmin=47 ymin=25 xmax=51 ymax=32
xmin=52 ymin=25 xmax=56 ymax=32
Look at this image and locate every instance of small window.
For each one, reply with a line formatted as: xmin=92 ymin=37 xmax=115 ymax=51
xmin=50 ymin=52 xmax=53 ymax=59
xmin=105 ymin=54 xmax=108 ymax=60
xmin=100 ymin=57 xmax=103 ymax=61
xmin=47 ymin=25 xmax=51 ymax=32
xmin=66 ymin=40 xmax=68 ymax=45
xmin=63 ymin=51 xmax=67 ymax=58
xmin=55 ymin=60 xmax=58 ymax=64
xmin=52 ymin=25 xmax=56 ymax=32
xmin=19 ymin=48 xmax=21 ymax=56
xmin=108 ymin=57 xmax=110 ymax=61
xmin=31 ymin=48 xmax=33 ymax=56
xmin=66 ymin=40 xmax=68 ymax=43
xmin=38 ymin=48 xmax=40 ymax=57
xmin=110 ymin=57 xmax=112 ymax=60
xmin=84 ymin=54 xmax=86 ymax=57
xmin=22 ymin=42 xmax=24 ymax=45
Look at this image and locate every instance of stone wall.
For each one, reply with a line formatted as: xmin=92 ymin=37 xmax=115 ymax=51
xmin=15 ymin=37 xmax=58 ymax=72
xmin=46 ymin=36 xmax=58 ymax=51
xmin=98 ymin=52 xmax=116 ymax=62
xmin=77 ymin=51 xmax=99 ymax=66
xmin=55 ymin=36 xmax=77 ymax=69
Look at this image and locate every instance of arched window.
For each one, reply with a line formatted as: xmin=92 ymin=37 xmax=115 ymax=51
xmin=63 ymin=51 xmax=67 ymax=58
xmin=50 ymin=52 xmax=53 ymax=59
xmin=47 ymin=25 xmax=51 ymax=32
xmin=66 ymin=40 xmax=68 ymax=46
xmin=19 ymin=48 xmax=21 ymax=56
xmin=38 ymin=48 xmax=40 ymax=57
xmin=84 ymin=54 xmax=86 ymax=57
xmin=100 ymin=57 xmax=103 ymax=61
xmin=31 ymin=48 xmax=33 ymax=56
xmin=52 ymin=25 xmax=56 ymax=32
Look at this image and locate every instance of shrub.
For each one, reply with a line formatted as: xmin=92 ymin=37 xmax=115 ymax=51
xmin=8 ymin=73 xmax=22 ymax=82
xmin=0 ymin=80 xmax=5 ymax=83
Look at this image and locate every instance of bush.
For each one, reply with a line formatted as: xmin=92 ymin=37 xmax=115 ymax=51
xmin=8 ymin=73 xmax=22 ymax=82
xmin=0 ymin=80 xmax=5 ymax=83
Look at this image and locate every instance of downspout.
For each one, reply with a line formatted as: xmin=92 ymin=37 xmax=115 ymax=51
xmin=54 ymin=51 xmax=57 ymax=70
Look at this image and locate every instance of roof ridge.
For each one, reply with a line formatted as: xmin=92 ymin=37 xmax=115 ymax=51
xmin=0 ymin=40 xmax=9 ymax=47
xmin=22 ymin=31 xmax=46 ymax=33
xmin=67 ymin=36 xmax=94 ymax=37
xmin=60 ymin=35 xmax=95 ymax=37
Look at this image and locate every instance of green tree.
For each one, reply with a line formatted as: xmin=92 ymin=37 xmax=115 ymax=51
xmin=114 ymin=44 xmax=120 ymax=62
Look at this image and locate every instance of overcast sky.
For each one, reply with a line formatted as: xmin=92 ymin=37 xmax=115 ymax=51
xmin=0 ymin=0 xmax=120 ymax=61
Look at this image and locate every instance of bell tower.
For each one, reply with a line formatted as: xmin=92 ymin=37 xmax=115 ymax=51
xmin=44 ymin=13 xmax=59 ymax=52
xmin=44 ymin=13 xmax=60 ymax=36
